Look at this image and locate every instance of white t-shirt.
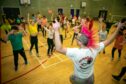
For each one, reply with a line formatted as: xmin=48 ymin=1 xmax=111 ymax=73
xmin=66 ymin=42 xmax=104 ymax=79
xmin=44 ymin=27 xmax=54 ymax=39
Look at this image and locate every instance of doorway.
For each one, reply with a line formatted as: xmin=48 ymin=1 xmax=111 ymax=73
xmin=98 ymin=10 xmax=107 ymax=21
xmin=70 ymin=9 xmax=74 ymax=18
xmin=76 ymin=9 xmax=80 ymax=18
xmin=3 ymin=7 xmax=20 ymax=19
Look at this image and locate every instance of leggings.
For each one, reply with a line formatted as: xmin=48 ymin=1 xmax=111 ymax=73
xmin=37 ymin=24 xmax=42 ymax=32
xmin=118 ymin=67 xmax=126 ymax=78
xmin=30 ymin=36 xmax=38 ymax=53
xmin=47 ymin=38 xmax=54 ymax=55
xmin=42 ymin=27 xmax=46 ymax=37
xmin=112 ymin=47 xmax=122 ymax=59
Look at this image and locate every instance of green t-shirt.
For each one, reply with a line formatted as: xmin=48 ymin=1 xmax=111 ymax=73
xmin=8 ymin=32 xmax=23 ymax=51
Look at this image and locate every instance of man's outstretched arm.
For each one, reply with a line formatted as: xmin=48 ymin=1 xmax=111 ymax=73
xmin=54 ymin=29 xmax=67 ymax=55
xmin=103 ymin=22 xmax=124 ymax=47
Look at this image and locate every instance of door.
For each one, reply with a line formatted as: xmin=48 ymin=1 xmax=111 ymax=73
xmin=3 ymin=7 xmax=20 ymax=19
xmin=98 ymin=10 xmax=107 ymax=21
xmin=76 ymin=9 xmax=80 ymax=18
xmin=70 ymin=9 xmax=74 ymax=18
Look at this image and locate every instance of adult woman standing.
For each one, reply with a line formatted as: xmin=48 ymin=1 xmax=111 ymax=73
xmin=27 ymin=13 xmax=39 ymax=57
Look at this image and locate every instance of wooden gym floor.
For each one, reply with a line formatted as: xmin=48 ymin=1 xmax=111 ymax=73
xmin=1 ymin=26 xmax=126 ymax=84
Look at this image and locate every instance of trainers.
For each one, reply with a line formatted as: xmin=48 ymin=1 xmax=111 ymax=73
xmin=112 ymin=75 xmax=120 ymax=81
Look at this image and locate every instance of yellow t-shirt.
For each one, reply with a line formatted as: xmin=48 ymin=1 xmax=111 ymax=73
xmin=1 ymin=24 xmax=11 ymax=31
xmin=93 ymin=21 xmax=99 ymax=32
xmin=28 ymin=23 xmax=38 ymax=35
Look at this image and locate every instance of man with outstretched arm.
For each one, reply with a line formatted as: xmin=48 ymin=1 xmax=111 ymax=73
xmin=54 ymin=18 xmax=125 ymax=84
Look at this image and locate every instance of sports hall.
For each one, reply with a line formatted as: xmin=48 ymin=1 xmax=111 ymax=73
xmin=0 ymin=0 xmax=126 ymax=84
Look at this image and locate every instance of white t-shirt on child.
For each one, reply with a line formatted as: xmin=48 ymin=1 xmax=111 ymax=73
xmin=66 ymin=42 xmax=105 ymax=79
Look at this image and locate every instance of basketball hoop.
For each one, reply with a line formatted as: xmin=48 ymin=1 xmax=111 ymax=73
xmin=20 ymin=0 xmax=31 ymax=6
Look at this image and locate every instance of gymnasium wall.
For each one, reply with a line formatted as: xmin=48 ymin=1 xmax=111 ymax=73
xmin=0 ymin=0 xmax=126 ymax=22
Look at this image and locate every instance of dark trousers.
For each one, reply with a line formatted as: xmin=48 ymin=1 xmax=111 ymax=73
xmin=118 ymin=67 xmax=126 ymax=78
xmin=112 ymin=47 xmax=122 ymax=59
xmin=42 ymin=28 xmax=46 ymax=37
xmin=71 ymin=33 xmax=78 ymax=45
xmin=13 ymin=48 xmax=27 ymax=68
xmin=30 ymin=36 xmax=38 ymax=53
xmin=37 ymin=24 xmax=42 ymax=32
xmin=47 ymin=38 xmax=54 ymax=55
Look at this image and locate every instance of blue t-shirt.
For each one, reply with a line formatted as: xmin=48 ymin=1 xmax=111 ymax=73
xmin=8 ymin=32 xmax=23 ymax=51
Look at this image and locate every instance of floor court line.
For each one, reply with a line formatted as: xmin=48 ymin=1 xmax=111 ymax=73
xmin=23 ymin=38 xmax=46 ymax=69
xmin=2 ymin=59 xmax=47 ymax=84
xmin=44 ymin=58 xmax=69 ymax=69
xmin=38 ymin=38 xmax=63 ymax=61
xmin=24 ymin=36 xmax=63 ymax=62
xmin=37 ymin=37 xmax=73 ymax=69
xmin=53 ymin=53 xmax=63 ymax=61
xmin=37 ymin=32 xmax=67 ymax=60
xmin=24 ymin=34 xmax=68 ymax=69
